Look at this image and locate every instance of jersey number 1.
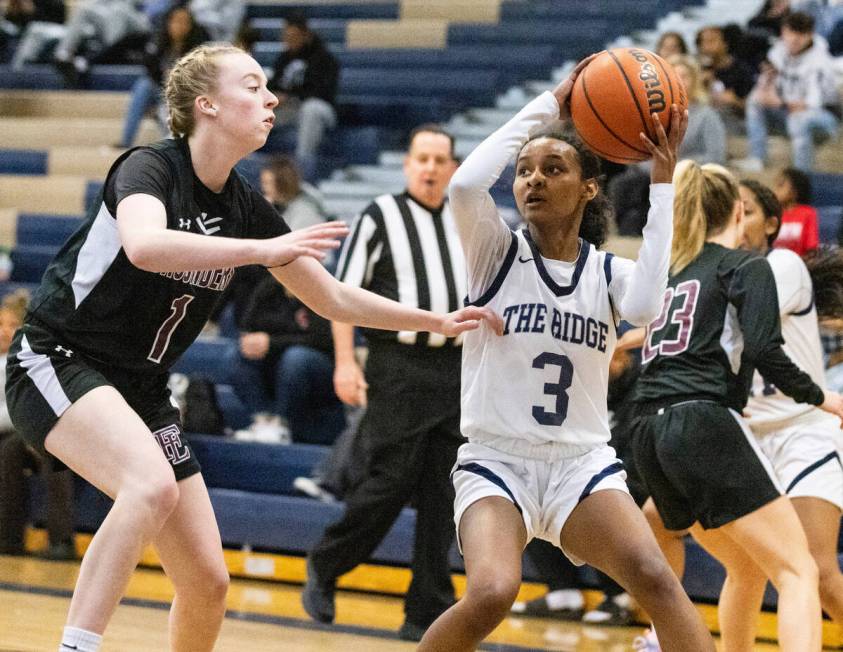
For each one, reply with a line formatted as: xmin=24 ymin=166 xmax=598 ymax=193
xmin=148 ymin=295 xmax=194 ymax=364
xmin=532 ymin=352 xmax=574 ymax=426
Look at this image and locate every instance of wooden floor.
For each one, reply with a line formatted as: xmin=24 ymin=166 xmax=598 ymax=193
xmin=0 ymin=555 xmax=788 ymax=652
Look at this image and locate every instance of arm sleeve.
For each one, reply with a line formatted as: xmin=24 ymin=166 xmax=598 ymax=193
xmin=107 ymin=148 xmax=174 ymax=214
xmin=769 ymin=250 xmax=813 ymax=315
xmin=731 ymin=257 xmax=824 ymax=405
xmin=608 ymin=184 xmax=674 ymax=326
xmin=449 ymin=91 xmax=559 ymax=300
xmin=334 ymin=203 xmax=383 ymax=289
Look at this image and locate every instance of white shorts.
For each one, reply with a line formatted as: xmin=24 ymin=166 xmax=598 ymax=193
xmin=451 ymin=441 xmax=629 ymax=565
xmin=756 ymin=415 xmax=843 ymax=510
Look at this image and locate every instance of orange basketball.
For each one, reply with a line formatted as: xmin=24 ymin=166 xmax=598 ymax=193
xmin=570 ymin=48 xmax=687 ymax=164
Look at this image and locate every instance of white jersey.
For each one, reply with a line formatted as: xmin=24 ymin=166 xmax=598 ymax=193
xmin=747 ymin=248 xmax=830 ymax=432
xmin=461 ymin=231 xmax=620 ymax=459
xmin=449 ymin=91 xmax=673 ymax=461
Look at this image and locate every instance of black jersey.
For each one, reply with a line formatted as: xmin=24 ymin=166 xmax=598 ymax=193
xmin=635 ymin=242 xmax=823 ymax=411
xmin=26 ymin=138 xmax=290 ymax=373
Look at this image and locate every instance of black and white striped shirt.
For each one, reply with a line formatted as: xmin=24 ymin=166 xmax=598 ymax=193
xmin=336 ymin=191 xmax=467 ymax=347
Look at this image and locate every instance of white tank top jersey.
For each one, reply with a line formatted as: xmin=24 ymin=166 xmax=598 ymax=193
xmin=449 ymin=91 xmax=674 ymax=461
xmin=747 ymin=248 xmax=830 ymax=431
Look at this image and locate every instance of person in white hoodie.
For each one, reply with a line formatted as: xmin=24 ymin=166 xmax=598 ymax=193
xmin=415 ymin=58 xmax=715 ymax=652
xmin=742 ymin=11 xmax=840 ymax=171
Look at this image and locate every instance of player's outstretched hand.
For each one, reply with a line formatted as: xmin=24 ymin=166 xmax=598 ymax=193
xmin=439 ymin=306 xmax=504 ymax=337
xmin=820 ymin=390 xmax=843 ymax=428
xmin=259 ymin=221 xmax=349 ymax=268
xmin=643 ymin=105 xmax=688 ymax=185
xmin=552 ymin=52 xmax=601 ymax=119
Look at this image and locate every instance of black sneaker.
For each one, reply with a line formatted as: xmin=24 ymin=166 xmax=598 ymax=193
xmin=301 ymin=559 xmax=335 ymax=623
xmin=397 ymin=620 xmax=427 ymax=641
xmin=581 ymin=594 xmax=633 ymax=626
xmin=510 ymin=595 xmax=584 ymax=620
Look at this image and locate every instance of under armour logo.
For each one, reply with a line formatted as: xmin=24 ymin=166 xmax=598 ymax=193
xmin=152 ymin=424 xmax=190 ymax=465
xmin=54 ymin=345 xmax=73 ymax=358
xmin=178 ymin=218 xmax=192 ymax=230
xmin=196 ymin=212 xmax=223 ymax=235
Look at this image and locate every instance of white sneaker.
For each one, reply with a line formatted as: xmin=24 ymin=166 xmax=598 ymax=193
xmin=632 ymin=627 xmax=660 ymax=651
xmin=293 ymin=476 xmax=337 ymax=502
xmin=235 ymin=413 xmax=291 ymax=444
xmin=731 ymin=156 xmax=764 ymax=173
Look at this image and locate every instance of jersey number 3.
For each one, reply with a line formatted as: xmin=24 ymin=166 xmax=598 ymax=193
xmin=148 ymin=295 xmax=194 ymax=364
xmin=532 ymin=352 xmax=574 ymax=426
xmin=642 ymin=280 xmax=700 ymax=363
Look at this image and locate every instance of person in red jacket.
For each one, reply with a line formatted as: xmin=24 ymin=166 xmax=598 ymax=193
xmin=773 ymin=166 xmax=819 ymax=254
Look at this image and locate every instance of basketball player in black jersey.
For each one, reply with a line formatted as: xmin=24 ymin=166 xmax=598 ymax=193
xmin=631 ymin=161 xmax=843 ymax=651
xmin=5 ymin=44 xmax=501 ymax=652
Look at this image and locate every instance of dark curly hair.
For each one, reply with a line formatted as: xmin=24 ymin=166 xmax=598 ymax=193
xmin=803 ymin=246 xmax=843 ymax=320
xmin=739 ymin=179 xmax=782 ymax=247
xmin=519 ymin=122 xmax=613 ymax=249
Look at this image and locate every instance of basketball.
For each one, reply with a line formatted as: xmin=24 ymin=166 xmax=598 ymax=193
xmin=570 ymin=48 xmax=688 ymax=164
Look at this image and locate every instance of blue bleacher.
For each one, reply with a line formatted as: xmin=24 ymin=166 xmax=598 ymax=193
xmin=10 ymin=245 xmax=55 ymax=283
xmin=810 ymin=173 xmax=843 ymax=206
xmin=0 ymin=149 xmax=47 ymax=175
xmin=16 ymin=213 xmax=81 ymax=247
xmin=246 ymin=2 xmax=398 ymax=19
xmin=250 ymin=18 xmax=348 ymax=44
xmin=447 ymin=21 xmax=608 ymax=54
xmin=819 ymin=205 xmax=842 ymax=244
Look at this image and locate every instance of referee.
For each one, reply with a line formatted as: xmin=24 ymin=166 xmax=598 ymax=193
xmin=302 ymin=124 xmax=466 ymax=641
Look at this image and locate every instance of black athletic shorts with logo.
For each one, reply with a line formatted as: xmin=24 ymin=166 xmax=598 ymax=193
xmin=630 ymin=400 xmax=781 ymax=531
xmin=6 ymin=322 xmax=200 ymax=481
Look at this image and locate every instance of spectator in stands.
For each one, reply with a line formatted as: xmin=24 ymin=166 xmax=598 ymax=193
xmin=0 ymin=290 xmax=75 ymax=560
xmin=302 ymin=125 xmax=467 ymax=642
xmin=748 ymin=0 xmax=792 ymax=37
xmin=233 ymin=21 xmax=260 ymax=55
xmin=49 ymin=0 xmax=150 ymax=87
xmin=739 ymin=12 xmax=840 ymax=172
xmin=260 ymin=156 xmax=327 ymax=232
xmin=655 ymin=31 xmax=688 ymax=59
xmin=268 ymin=14 xmax=340 ymax=181
xmin=116 ymin=5 xmax=208 ymax=149
xmin=188 ymin=0 xmax=244 ymax=42
xmin=772 ymin=166 xmax=820 ymax=253
xmin=1 ymin=0 xmax=64 ymax=60
xmin=228 ymin=275 xmax=345 ymax=445
xmin=695 ymin=25 xmax=756 ymax=132
xmin=609 ymin=55 xmax=726 ymax=235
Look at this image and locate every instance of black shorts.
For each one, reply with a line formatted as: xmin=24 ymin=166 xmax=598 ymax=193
xmin=6 ymin=322 xmax=200 ymax=481
xmin=630 ymin=400 xmax=781 ymax=531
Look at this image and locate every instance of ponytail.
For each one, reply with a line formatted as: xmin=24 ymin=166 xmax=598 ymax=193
xmin=804 ymin=246 xmax=843 ymax=320
xmin=670 ymin=160 xmax=740 ymax=274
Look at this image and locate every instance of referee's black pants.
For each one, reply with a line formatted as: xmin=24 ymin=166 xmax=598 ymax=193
xmin=309 ymin=342 xmax=463 ymax=628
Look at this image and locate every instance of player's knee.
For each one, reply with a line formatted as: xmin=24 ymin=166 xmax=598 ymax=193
xmin=818 ymin=560 xmax=842 ymax=600
xmin=776 ymin=553 xmax=819 ymax=591
xmin=468 ymin=576 xmax=521 ymax=621
xmin=201 ymin=564 xmax=230 ymax=603
xmin=129 ymin=473 xmax=180 ymax=526
xmin=627 ymin=555 xmax=677 ymax=599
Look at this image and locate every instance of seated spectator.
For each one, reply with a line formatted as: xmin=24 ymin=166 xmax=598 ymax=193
xmin=748 ymin=0 xmax=792 ymax=37
xmin=260 ymin=156 xmax=328 ymax=231
xmin=609 ymin=55 xmax=726 ymax=235
xmin=772 ymin=166 xmax=819 ymax=253
xmin=116 ymin=5 xmax=207 ymax=149
xmin=189 ymin=0 xmax=244 ymax=42
xmin=228 ymin=276 xmax=345 ymax=445
xmin=656 ymin=31 xmax=688 ymax=59
xmin=1 ymin=0 xmax=64 ymax=59
xmin=48 ymin=0 xmax=150 ymax=86
xmin=0 ymin=290 xmax=75 ymax=560
xmin=267 ymin=13 xmax=339 ymax=181
xmin=233 ymin=21 xmax=259 ymax=55
xmin=696 ymin=24 xmax=756 ymax=132
xmin=739 ymin=12 xmax=840 ymax=172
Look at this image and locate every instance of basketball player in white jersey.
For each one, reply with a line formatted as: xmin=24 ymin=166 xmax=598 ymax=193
xmin=416 ymin=60 xmax=714 ymax=652
xmin=739 ymin=179 xmax=843 ymax=628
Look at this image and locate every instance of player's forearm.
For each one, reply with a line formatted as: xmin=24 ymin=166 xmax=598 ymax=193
xmin=329 ymin=282 xmax=444 ymax=333
xmin=618 ymin=184 xmax=674 ymax=325
xmin=123 ymin=229 xmax=262 ymax=273
xmin=755 ymin=345 xmax=825 ymax=406
xmin=331 ymin=321 xmax=357 ymax=366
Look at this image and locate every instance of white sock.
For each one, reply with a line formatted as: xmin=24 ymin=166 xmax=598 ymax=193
xmin=545 ymin=589 xmax=584 ymax=610
xmin=59 ymin=626 xmax=102 ymax=652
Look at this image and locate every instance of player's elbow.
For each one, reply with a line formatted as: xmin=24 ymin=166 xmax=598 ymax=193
xmin=620 ymin=299 xmax=661 ymax=328
xmin=122 ymin=237 xmax=161 ymax=272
